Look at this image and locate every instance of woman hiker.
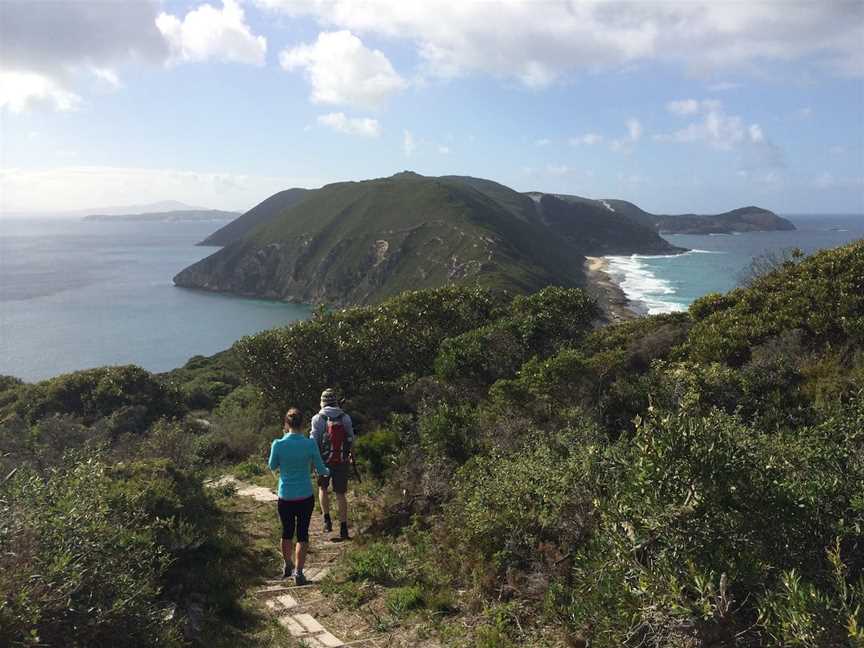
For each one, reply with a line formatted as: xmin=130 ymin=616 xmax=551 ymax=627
xmin=268 ymin=407 xmax=329 ymax=585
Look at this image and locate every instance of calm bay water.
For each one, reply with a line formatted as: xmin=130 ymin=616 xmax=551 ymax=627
xmin=0 ymin=219 xmax=310 ymax=382
xmin=606 ymin=214 xmax=864 ymax=314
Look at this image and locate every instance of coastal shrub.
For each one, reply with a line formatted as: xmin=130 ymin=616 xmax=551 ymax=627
xmin=0 ymin=456 xmax=180 ymax=647
xmin=354 ymin=415 xmax=406 ymax=479
xmin=435 ymin=286 xmax=598 ymax=387
xmin=5 ymin=365 xmax=185 ymax=430
xmin=448 ymin=426 xmax=599 ymax=573
xmin=235 ymin=285 xmax=506 ymax=412
xmin=556 ymin=398 xmax=864 ymax=646
xmin=686 ymin=241 xmax=864 ymax=365
xmin=417 ymin=402 xmax=479 ymax=465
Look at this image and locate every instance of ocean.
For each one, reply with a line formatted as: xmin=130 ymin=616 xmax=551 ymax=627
xmin=605 ymin=214 xmax=864 ymax=315
xmin=0 ymin=219 xmax=310 ymax=382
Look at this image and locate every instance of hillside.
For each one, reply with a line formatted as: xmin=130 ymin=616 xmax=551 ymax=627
xmin=653 ymin=205 xmax=796 ymax=234
xmin=174 ymin=172 xmax=681 ymax=306
xmin=83 ymin=209 xmax=240 ymax=222
xmin=549 ymin=193 xmax=795 ymax=234
xmin=197 ymin=188 xmax=309 ymax=246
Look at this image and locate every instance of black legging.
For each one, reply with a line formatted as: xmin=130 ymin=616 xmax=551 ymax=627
xmin=277 ymin=496 xmax=315 ymax=542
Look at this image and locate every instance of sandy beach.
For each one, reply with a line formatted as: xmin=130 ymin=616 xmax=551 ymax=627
xmin=584 ymin=256 xmax=641 ymax=323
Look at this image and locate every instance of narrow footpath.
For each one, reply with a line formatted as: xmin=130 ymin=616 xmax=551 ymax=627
xmin=209 ymin=476 xmax=385 ymax=648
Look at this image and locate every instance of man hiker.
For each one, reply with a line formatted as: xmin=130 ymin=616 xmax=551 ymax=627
xmin=311 ymin=388 xmax=354 ymax=541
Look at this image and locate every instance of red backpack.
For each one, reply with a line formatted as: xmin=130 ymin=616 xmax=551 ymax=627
xmin=321 ymin=414 xmax=350 ymax=465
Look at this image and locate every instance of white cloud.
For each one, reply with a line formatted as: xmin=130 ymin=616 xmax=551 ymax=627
xmin=610 ymin=118 xmax=642 ymax=152
xmin=748 ymin=124 xmax=764 ymax=143
xmin=1 ymin=0 xmax=167 ymax=112
xmin=403 ymin=130 xmax=417 ymax=156
xmin=438 ymin=145 xmax=451 ymax=155
xmin=656 ymin=100 xmax=771 ymax=152
xmin=257 ymin=1 xmax=864 ymax=84
xmin=280 ymin=30 xmax=406 ymax=109
xmin=626 ymin=118 xmax=642 ymax=142
xmin=569 ymin=133 xmax=604 ymax=146
xmin=156 ymin=0 xmax=266 ymax=65
xmin=814 ymin=172 xmax=864 ymax=190
xmin=0 ymin=166 xmax=333 ymax=213
xmin=666 ymin=99 xmax=701 ymax=115
xmin=546 ymin=164 xmax=570 ymax=176
xmin=795 ymin=106 xmax=814 ymax=119
xmin=534 ymin=138 xmax=551 ymax=147
xmin=707 ymin=81 xmax=742 ymax=92
xmin=829 ymin=145 xmax=846 ymax=155
xmin=0 ymin=71 xmax=82 ymax=113
xmin=89 ymin=67 xmax=122 ymax=89
xmin=317 ymin=112 xmax=382 ymax=137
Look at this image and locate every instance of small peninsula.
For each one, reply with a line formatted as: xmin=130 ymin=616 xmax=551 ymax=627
xmin=174 ymin=172 xmax=682 ymax=307
xmin=83 ymin=209 xmax=240 ymax=223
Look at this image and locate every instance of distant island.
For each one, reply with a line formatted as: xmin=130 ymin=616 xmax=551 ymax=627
xmin=84 ymin=209 xmax=241 ymax=223
xmin=174 ymin=172 xmax=793 ymax=308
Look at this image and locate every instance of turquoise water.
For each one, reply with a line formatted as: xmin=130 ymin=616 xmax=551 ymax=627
xmin=0 ymin=219 xmax=310 ymax=382
xmin=605 ymin=214 xmax=864 ymax=314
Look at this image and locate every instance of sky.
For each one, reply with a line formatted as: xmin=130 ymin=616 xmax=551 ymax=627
xmin=1 ymin=0 xmax=863 ymax=215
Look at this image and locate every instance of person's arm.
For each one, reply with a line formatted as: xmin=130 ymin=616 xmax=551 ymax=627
xmin=267 ymin=440 xmax=279 ymax=471
xmin=344 ymin=414 xmax=355 ymax=446
xmin=310 ymin=415 xmax=322 ymax=447
xmin=310 ymin=440 xmax=330 ymax=477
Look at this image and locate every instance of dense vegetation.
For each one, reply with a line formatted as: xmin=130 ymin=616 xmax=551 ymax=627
xmin=2 ymin=240 xmax=862 ymax=646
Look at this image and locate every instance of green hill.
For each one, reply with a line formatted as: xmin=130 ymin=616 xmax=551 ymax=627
xmin=197 ymin=188 xmax=309 ymax=246
xmin=174 ymin=172 xmax=680 ymax=306
xmin=548 ymin=192 xmax=794 ymax=233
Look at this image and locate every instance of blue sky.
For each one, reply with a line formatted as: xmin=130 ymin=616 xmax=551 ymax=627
xmin=2 ymin=0 xmax=863 ymax=214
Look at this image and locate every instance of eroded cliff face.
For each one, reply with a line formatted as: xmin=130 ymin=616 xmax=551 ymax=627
xmin=174 ymin=223 xmax=496 ymax=306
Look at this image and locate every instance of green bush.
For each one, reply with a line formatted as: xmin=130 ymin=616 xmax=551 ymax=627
xmin=559 ymin=397 xmax=864 ymax=646
xmin=345 ymin=542 xmax=408 ymax=585
xmin=686 ymin=242 xmax=864 ymax=366
xmin=385 ymin=585 xmax=425 ymax=617
xmin=4 ymin=365 xmax=185 ymax=431
xmin=0 ymin=457 xmax=180 ymax=647
xmin=417 ymin=402 xmax=479 ymax=464
xmin=235 ymin=285 xmax=506 ymax=413
xmin=435 ymin=286 xmax=598 ymax=387
xmin=354 ymin=414 xmax=408 ymax=479
xmin=448 ymin=426 xmax=600 ymax=572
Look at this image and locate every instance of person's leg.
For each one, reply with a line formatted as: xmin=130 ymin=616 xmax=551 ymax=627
xmin=319 ymin=486 xmax=330 ymax=516
xmin=335 ymin=493 xmax=348 ymax=523
xmin=293 ymin=497 xmax=315 ymax=584
xmin=332 ymin=466 xmax=350 ymax=539
xmin=296 ymin=496 xmax=314 ymax=571
xmin=317 ymin=474 xmax=332 ymax=531
xmin=277 ymin=499 xmax=296 ymax=577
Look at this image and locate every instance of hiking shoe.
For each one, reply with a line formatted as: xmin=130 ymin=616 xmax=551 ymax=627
xmin=294 ymin=571 xmax=308 ymax=586
xmin=282 ymin=561 xmax=293 ymax=579
xmin=338 ymin=522 xmax=351 ymax=541
xmin=323 ymin=514 xmax=333 ymax=533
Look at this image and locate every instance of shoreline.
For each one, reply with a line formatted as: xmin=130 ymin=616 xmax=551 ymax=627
xmin=584 ymin=256 xmax=642 ymax=323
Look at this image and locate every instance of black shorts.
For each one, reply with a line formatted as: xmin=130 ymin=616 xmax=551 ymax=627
xmin=317 ymin=464 xmax=349 ymax=494
xmin=277 ymin=496 xmax=314 ymax=542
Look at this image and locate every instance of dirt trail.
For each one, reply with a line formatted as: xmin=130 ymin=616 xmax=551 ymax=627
xmin=208 ymin=476 xmax=386 ymax=648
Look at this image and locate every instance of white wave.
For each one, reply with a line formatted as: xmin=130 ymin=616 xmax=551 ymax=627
xmin=604 ymin=254 xmax=687 ymax=315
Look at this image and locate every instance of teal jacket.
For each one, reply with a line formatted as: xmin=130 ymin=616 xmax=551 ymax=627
xmin=268 ymin=432 xmax=329 ymax=500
